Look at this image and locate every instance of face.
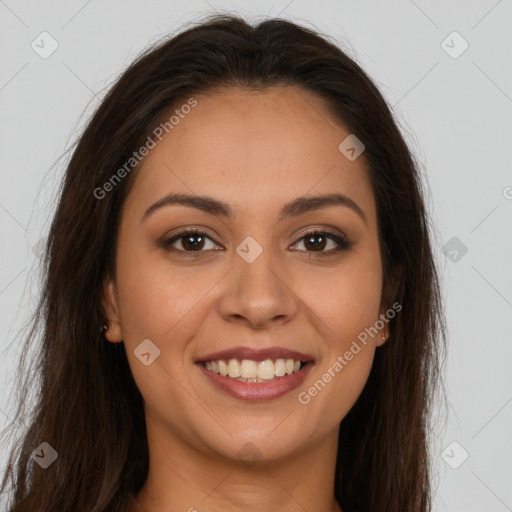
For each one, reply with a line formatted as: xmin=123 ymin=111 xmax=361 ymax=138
xmin=103 ymin=85 xmax=390 ymax=464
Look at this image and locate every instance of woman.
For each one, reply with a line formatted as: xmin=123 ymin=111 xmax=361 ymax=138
xmin=1 ymin=13 xmax=446 ymax=512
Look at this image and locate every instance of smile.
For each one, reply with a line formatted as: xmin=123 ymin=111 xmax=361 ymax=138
xmin=203 ymin=358 xmax=305 ymax=382
xmin=196 ymin=360 xmax=315 ymax=402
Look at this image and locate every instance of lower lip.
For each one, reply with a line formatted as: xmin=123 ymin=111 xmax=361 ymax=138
xmin=196 ymin=361 xmax=315 ymax=402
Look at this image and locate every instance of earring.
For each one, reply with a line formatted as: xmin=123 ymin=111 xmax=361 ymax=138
xmin=100 ymin=324 xmax=108 ymax=333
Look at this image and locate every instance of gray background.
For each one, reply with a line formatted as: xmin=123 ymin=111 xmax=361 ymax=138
xmin=1 ymin=1 xmax=511 ymax=510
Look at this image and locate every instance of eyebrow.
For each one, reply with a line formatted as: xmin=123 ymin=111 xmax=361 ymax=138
xmin=141 ymin=192 xmax=367 ymax=226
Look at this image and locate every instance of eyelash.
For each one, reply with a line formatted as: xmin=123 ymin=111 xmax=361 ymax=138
xmin=160 ymin=228 xmax=351 ymax=258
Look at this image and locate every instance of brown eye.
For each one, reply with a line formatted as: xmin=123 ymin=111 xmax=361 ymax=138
xmin=161 ymin=229 xmax=220 ymax=256
xmin=161 ymin=228 xmax=351 ymax=258
xmin=178 ymin=232 xmax=206 ymax=251
xmin=291 ymin=230 xmax=351 ymax=255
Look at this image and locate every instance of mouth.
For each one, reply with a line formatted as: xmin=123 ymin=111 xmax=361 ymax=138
xmin=195 ymin=346 xmax=315 ymax=401
xmin=199 ymin=358 xmax=308 ymax=382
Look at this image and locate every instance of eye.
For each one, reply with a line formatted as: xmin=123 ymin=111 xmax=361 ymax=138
xmin=160 ymin=228 xmax=351 ymax=258
xmin=290 ymin=229 xmax=351 ymax=256
xmin=160 ymin=229 xmax=221 ymax=257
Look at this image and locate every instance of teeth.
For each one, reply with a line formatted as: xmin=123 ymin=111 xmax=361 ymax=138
xmin=274 ymin=359 xmax=286 ymax=377
xmin=202 ymin=358 xmax=306 ymax=381
xmin=258 ymin=359 xmax=275 ymax=380
xmin=218 ymin=360 xmax=228 ymax=376
xmin=228 ymin=359 xmax=240 ymax=378
xmin=240 ymin=359 xmax=258 ymax=378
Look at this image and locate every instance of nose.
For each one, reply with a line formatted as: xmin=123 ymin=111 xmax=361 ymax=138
xmin=217 ymin=249 xmax=298 ymax=330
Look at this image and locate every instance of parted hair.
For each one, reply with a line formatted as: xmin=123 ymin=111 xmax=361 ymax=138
xmin=1 ymin=13 xmax=446 ymax=512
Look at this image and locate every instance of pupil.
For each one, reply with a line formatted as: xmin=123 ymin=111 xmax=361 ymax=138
xmin=184 ymin=235 xmax=204 ymax=250
xmin=306 ymin=234 xmax=325 ymax=251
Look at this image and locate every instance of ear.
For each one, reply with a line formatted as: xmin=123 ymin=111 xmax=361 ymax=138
xmin=376 ymin=267 xmax=401 ymax=347
xmin=375 ymin=302 xmax=390 ymax=347
xmin=101 ymin=276 xmax=123 ymax=343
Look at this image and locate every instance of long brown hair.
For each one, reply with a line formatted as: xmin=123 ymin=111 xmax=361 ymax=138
xmin=1 ymin=13 xmax=447 ymax=511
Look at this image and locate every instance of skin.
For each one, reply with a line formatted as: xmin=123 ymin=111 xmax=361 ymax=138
xmin=102 ymin=85 xmax=390 ymax=512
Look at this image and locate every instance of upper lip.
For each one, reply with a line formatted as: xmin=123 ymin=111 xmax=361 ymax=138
xmin=195 ymin=346 xmax=315 ymax=363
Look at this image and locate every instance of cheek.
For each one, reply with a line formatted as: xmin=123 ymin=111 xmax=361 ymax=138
xmin=304 ymin=344 xmax=375 ymax=428
xmin=114 ymin=240 xmax=207 ymax=341
xmin=295 ymin=252 xmax=382 ymax=421
xmin=297 ymin=284 xmax=380 ymax=425
xmin=294 ymin=256 xmax=383 ymax=345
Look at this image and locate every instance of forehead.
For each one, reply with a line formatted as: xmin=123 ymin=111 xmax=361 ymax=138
xmin=124 ymin=86 xmax=376 ymax=225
